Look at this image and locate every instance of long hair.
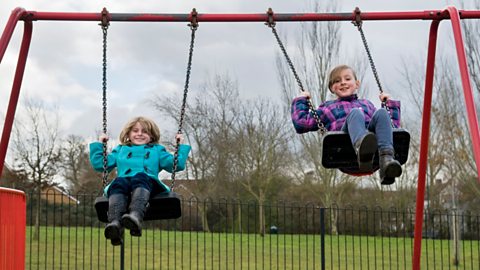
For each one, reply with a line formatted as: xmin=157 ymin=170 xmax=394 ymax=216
xmin=118 ymin=116 xmax=160 ymax=145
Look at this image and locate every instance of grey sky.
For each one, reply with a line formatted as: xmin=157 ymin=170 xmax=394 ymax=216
xmin=0 ymin=0 xmax=462 ymax=147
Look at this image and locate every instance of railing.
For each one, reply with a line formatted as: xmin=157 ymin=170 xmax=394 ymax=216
xmin=22 ymin=192 xmax=479 ymax=269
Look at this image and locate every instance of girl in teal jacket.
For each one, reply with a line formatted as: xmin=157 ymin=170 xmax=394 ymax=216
xmin=90 ymin=116 xmax=191 ymax=245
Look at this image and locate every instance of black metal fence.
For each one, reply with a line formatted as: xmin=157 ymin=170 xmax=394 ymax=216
xmin=24 ymin=191 xmax=479 ymax=269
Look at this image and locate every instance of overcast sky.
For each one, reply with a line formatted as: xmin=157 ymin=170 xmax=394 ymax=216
xmin=0 ymin=0 xmax=466 ymax=150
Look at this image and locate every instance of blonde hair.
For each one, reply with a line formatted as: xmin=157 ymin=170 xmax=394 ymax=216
xmin=328 ymin=65 xmax=358 ymax=91
xmin=119 ymin=116 xmax=160 ymax=145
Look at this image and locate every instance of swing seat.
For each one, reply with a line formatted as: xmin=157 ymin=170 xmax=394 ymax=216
xmin=95 ymin=192 xmax=182 ymax=223
xmin=321 ymin=128 xmax=410 ymax=174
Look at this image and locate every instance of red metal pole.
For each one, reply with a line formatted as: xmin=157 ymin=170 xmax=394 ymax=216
xmin=412 ymin=19 xmax=440 ymax=270
xmin=11 ymin=9 xmax=480 ymax=23
xmin=0 ymin=21 xmax=32 ymax=178
xmin=412 ymin=6 xmax=480 ymax=270
xmin=0 ymin=8 xmax=27 ymax=63
xmin=447 ymin=6 xmax=480 ymax=182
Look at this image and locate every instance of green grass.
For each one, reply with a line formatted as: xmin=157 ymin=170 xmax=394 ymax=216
xmin=25 ymin=226 xmax=479 ymax=269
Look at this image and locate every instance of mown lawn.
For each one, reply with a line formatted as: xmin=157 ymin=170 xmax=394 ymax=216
xmin=25 ymin=226 xmax=479 ymax=269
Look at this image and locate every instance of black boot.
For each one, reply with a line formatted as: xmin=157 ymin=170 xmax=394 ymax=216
xmin=122 ymin=188 xmax=150 ymax=237
xmin=379 ymin=148 xmax=402 ymax=185
xmin=105 ymin=194 xmax=127 ymax=246
xmin=354 ymin=132 xmax=377 ymax=171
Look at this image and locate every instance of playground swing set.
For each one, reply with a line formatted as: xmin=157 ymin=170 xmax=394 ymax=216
xmin=0 ymin=6 xmax=479 ymax=270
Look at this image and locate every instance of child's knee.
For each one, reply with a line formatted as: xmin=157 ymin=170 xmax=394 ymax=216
xmin=352 ymin=107 xmax=363 ymax=113
xmin=131 ymin=173 xmax=153 ymax=191
xmin=378 ymin=108 xmax=388 ymax=114
xmin=108 ymin=177 xmax=130 ymax=196
xmin=373 ymin=108 xmax=389 ymax=119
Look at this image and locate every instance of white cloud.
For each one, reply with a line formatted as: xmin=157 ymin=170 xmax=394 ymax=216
xmin=1 ymin=0 xmax=459 ymax=149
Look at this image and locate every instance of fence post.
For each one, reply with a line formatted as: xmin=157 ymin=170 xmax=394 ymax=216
xmin=121 ymin=240 xmax=125 ymax=270
xmin=320 ymin=207 xmax=325 ymax=270
xmin=0 ymin=187 xmax=26 ymax=270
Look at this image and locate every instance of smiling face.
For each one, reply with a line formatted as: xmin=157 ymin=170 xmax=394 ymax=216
xmin=119 ymin=116 xmax=160 ymax=145
xmin=329 ymin=66 xmax=360 ymax=98
xmin=128 ymin=122 xmax=152 ymax=145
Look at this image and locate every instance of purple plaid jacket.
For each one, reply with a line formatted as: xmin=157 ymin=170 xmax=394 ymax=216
xmin=291 ymin=94 xmax=401 ymax=133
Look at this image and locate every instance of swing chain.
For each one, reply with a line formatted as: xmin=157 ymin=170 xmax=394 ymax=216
xmin=266 ymin=8 xmax=327 ymax=135
xmin=352 ymin=7 xmax=393 ymax=127
xmin=100 ymin=8 xmax=110 ymax=189
xmin=170 ymin=9 xmax=198 ymax=191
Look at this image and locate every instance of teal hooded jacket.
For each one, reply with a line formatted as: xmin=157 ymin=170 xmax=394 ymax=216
xmin=89 ymin=142 xmax=191 ymax=195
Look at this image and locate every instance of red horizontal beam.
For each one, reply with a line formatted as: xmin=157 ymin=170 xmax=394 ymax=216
xmin=18 ymin=9 xmax=480 ymax=23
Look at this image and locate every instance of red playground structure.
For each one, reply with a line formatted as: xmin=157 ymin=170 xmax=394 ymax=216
xmin=1 ymin=6 xmax=480 ymax=270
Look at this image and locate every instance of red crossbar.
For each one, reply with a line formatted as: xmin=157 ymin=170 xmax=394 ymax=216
xmin=9 ymin=9 xmax=480 ymax=22
xmin=1 ymin=6 xmax=480 ymax=270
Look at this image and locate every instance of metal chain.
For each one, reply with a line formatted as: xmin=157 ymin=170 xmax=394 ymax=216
xmin=266 ymin=8 xmax=327 ymax=135
xmin=170 ymin=9 xmax=198 ymax=191
xmin=352 ymin=7 xmax=394 ymax=127
xmin=100 ymin=9 xmax=110 ymax=189
xmin=352 ymin=22 xmax=383 ymax=94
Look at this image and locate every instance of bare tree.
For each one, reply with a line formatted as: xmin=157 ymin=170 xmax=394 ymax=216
xmin=60 ymin=134 xmax=100 ymax=194
xmin=152 ymin=72 xmax=295 ymax=234
xmin=233 ymin=98 xmax=293 ymax=236
xmin=459 ymin=0 xmax=480 ymax=207
xmin=400 ymin=52 xmax=479 ymax=209
xmin=462 ymin=0 xmax=480 ymax=96
xmin=11 ymin=98 xmax=61 ymax=240
xmin=151 ymin=73 xmax=243 ymax=232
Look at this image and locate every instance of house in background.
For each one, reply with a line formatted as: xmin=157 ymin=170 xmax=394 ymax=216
xmin=42 ymin=185 xmax=80 ymax=205
xmin=0 ymin=163 xmax=26 ymax=189
xmin=2 ymin=163 xmax=80 ymax=205
xmin=161 ymin=179 xmax=196 ymax=198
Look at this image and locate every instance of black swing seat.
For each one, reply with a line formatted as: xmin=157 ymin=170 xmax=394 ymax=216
xmin=321 ymin=128 xmax=410 ymax=173
xmin=95 ymin=192 xmax=182 ymax=223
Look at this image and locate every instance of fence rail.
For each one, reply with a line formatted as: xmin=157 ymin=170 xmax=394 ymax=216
xmin=22 ymin=192 xmax=480 ymax=269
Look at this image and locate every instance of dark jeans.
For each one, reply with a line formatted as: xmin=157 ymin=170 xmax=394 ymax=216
xmin=107 ymin=173 xmax=169 ymax=198
xmin=107 ymin=173 xmax=153 ymax=197
xmin=341 ymin=108 xmax=393 ymax=151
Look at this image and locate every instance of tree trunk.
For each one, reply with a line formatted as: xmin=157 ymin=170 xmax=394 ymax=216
xmin=198 ymin=203 xmax=210 ymax=233
xmin=34 ymin=187 xmax=40 ymax=241
xmin=259 ymin=202 xmax=265 ymax=236
xmin=330 ymin=208 xmax=338 ymax=235
xmin=451 ymin=210 xmax=461 ymax=266
xmin=237 ymin=203 xmax=242 ymax=233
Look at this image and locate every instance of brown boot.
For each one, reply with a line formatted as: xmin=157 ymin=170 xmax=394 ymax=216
xmin=354 ymin=132 xmax=377 ymax=171
xmin=379 ymin=148 xmax=402 ymax=185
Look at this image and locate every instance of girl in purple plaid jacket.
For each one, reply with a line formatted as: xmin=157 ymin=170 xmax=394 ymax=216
xmin=291 ymin=65 xmax=402 ymax=184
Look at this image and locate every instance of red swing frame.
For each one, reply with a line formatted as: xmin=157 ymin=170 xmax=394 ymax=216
xmin=1 ymin=6 xmax=480 ymax=270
